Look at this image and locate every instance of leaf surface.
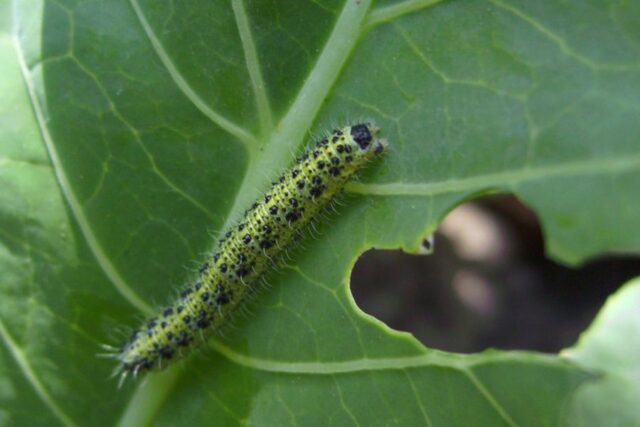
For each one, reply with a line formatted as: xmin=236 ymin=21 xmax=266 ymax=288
xmin=564 ymin=278 xmax=640 ymax=427
xmin=1 ymin=0 xmax=639 ymax=425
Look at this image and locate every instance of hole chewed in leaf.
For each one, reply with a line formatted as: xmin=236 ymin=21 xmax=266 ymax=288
xmin=351 ymin=195 xmax=640 ymax=353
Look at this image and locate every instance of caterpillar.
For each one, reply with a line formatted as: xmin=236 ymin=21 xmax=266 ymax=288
xmin=114 ymin=123 xmax=387 ymax=381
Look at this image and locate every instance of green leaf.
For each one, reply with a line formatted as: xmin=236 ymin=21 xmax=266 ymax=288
xmin=2 ymin=0 xmax=639 ymax=425
xmin=564 ymin=278 xmax=640 ymax=427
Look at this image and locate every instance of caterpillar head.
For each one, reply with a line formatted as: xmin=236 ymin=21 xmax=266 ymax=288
xmin=347 ymin=122 xmax=387 ymax=161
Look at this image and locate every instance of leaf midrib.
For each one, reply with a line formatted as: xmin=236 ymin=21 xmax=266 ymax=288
xmin=118 ymin=1 xmax=378 ymax=425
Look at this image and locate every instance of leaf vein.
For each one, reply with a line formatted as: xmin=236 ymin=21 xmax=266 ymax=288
xmin=208 ymin=340 xmax=568 ymax=374
xmin=366 ymin=0 xmax=448 ymax=29
xmin=346 ymin=155 xmax=640 ymax=197
xmin=0 ymin=320 xmax=79 ymax=427
xmin=463 ymin=369 xmax=519 ymax=427
xmin=489 ymin=0 xmax=640 ymax=71
xmin=332 ymin=376 xmax=361 ymax=426
xmin=232 ymin=0 xmax=273 ymax=136
xmin=403 ymin=370 xmax=433 ymax=427
xmin=13 ymin=36 xmax=154 ymax=316
xmin=128 ymin=0 xmax=257 ymax=146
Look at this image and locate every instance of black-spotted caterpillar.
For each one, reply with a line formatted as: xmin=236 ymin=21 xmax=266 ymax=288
xmin=116 ymin=123 xmax=387 ymax=379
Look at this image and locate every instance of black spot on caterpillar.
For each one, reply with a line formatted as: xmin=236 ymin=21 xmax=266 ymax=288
xmin=115 ymin=123 xmax=387 ymax=380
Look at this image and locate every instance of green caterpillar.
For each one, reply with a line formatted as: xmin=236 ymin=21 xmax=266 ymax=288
xmin=116 ymin=123 xmax=387 ymax=380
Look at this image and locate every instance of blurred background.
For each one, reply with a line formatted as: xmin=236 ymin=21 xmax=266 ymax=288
xmin=352 ymin=195 xmax=640 ymax=353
